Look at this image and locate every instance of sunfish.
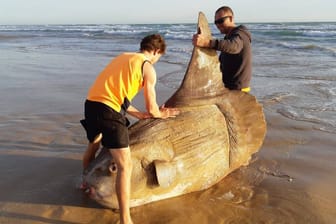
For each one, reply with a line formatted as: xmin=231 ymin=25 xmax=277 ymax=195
xmin=82 ymin=12 xmax=266 ymax=209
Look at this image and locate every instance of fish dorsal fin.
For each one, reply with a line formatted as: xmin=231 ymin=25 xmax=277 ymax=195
xmin=165 ymin=12 xmax=227 ymax=107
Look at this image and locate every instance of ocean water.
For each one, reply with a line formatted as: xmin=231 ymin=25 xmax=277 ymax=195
xmin=0 ymin=22 xmax=335 ymax=133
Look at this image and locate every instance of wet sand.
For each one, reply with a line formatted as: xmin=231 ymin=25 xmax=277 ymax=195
xmin=0 ymin=101 xmax=335 ymax=224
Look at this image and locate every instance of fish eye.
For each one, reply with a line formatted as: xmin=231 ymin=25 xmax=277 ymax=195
xmin=109 ymin=162 xmax=117 ymax=173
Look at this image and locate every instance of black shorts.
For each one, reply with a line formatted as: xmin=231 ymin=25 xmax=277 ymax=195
xmin=80 ymin=100 xmax=129 ymax=149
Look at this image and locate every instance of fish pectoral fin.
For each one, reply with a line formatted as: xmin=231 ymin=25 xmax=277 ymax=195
xmin=154 ymin=160 xmax=176 ymax=188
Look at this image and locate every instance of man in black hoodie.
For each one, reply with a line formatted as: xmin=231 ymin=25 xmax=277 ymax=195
xmin=193 ymin=6 xmax=252 ymax=92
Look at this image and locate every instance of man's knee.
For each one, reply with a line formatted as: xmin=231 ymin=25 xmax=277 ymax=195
xmin=119 ymin=157 xmax=133 ymax=173
xmin=110 ymin=148 xmax=133 ymax=172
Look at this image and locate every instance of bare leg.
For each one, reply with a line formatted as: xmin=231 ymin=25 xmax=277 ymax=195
xmin=110 ymin=147 xmax=133 ymax=224
xmin=83 ymin=133 xmax=102 ymax=169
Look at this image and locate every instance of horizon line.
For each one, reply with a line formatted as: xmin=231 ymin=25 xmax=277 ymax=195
xmin=1 ymin=20 xmax=336 ymax=26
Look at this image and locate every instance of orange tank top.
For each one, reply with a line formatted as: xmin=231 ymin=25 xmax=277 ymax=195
xmin=87 ymin=53 xmax=149 ymax=112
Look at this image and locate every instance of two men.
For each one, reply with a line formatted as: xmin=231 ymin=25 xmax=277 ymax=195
xmin=81 ymin=5 xmax=251 ymax=224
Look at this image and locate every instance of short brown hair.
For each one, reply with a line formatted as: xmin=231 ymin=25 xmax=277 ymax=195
xmin=215 ymin=6 xmax=234 ymax=16
xmin=140 ymin=34 xmax=166 ymax=54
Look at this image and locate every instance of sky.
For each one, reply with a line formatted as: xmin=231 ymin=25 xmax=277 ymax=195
xmin=1 ymin=0 xmax=336 ymax=25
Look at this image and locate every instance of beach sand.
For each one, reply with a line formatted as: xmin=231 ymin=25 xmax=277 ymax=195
xmin=0 ymin=99 xmax=335 ymax=224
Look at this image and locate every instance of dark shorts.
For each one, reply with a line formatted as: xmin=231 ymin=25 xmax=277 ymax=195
xmin=80 ymin=100 xmax=129 ymax=149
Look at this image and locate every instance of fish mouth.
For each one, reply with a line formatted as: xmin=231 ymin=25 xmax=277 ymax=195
xmin=84 ymin=185 xmax=114 ymax=201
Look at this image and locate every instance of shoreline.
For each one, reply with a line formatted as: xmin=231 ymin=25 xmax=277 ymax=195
xmin=0 ymin=102 xmax=335 ymax=223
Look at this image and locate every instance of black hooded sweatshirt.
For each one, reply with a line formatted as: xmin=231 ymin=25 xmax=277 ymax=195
xmin=211 ymin=25 xmax=252 ymax=90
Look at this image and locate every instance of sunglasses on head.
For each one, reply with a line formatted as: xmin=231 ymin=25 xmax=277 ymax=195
xmin=214 ymin=16 xmax=230 ymax=25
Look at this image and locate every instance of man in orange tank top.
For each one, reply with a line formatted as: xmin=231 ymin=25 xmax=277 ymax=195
xmin=81 ymin=34 xmax=180 ymax=224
